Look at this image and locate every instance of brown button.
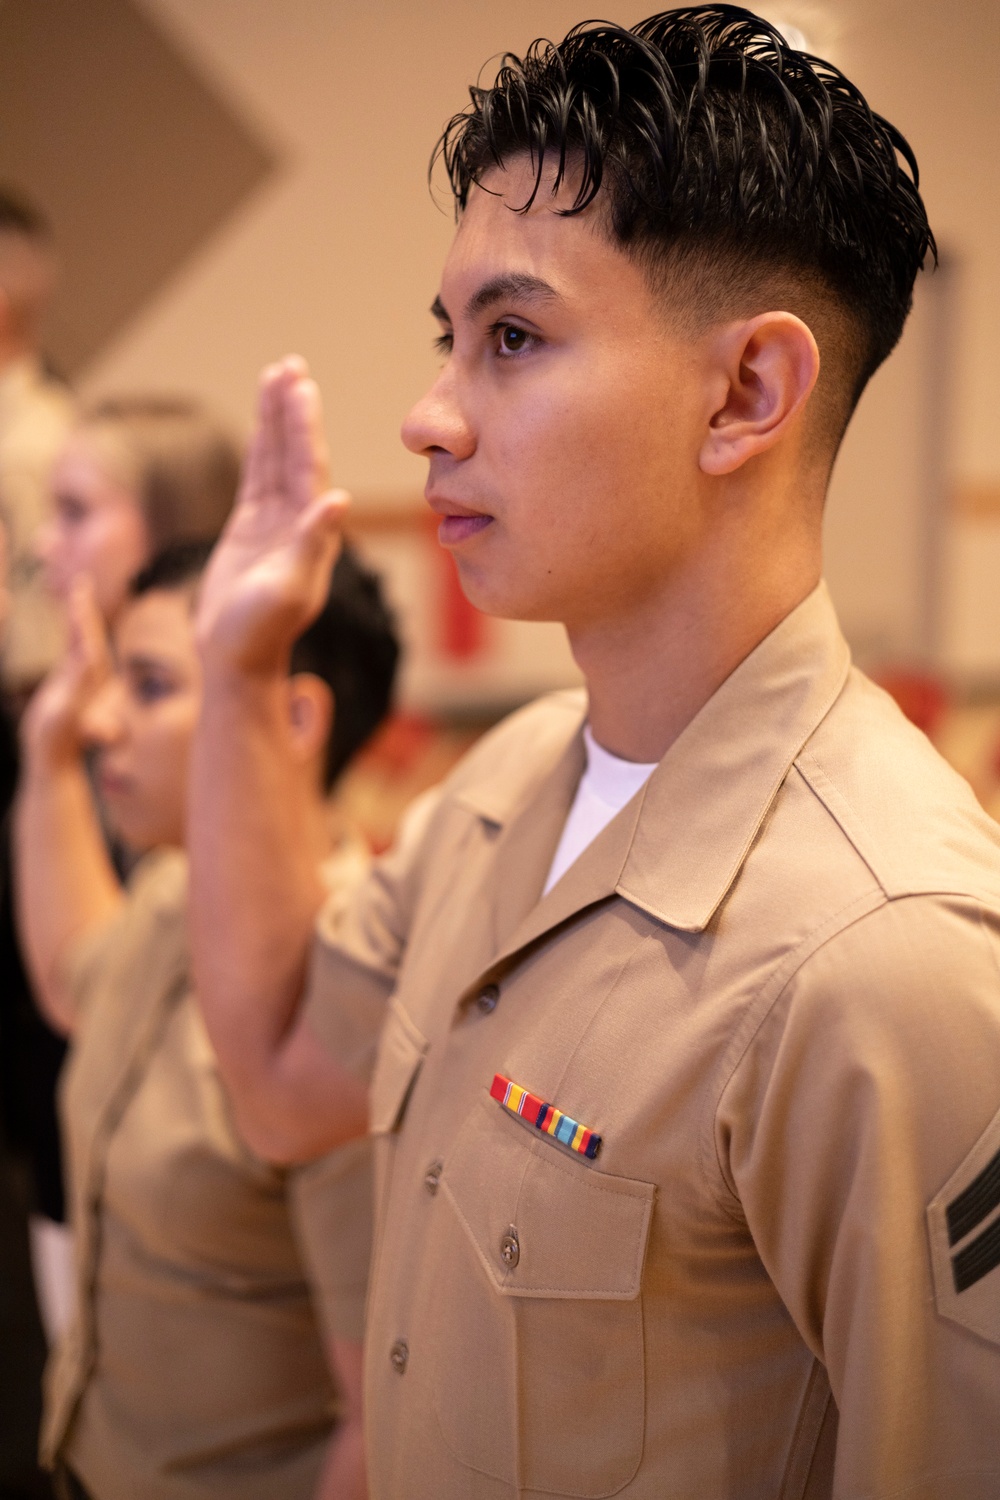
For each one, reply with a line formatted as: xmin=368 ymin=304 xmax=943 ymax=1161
xmin=390 ymin=1338 xmax=408 ymax=1374
xmin=424 ymin=1160 xmax=443 ymax=1195
xmin=476 ymin=983 xmax=500 ymax=1015
xmin=500 ymin=1225 xmax=520 ymax=1268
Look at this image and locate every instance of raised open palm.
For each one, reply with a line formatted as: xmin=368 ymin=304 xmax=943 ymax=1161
xmin=197 ymin=357 xmax=349 ymax=673
xmin=22 ymin=575 xmax=110 ymax=767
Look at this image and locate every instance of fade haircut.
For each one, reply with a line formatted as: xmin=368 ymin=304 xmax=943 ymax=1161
xmin=437 ymin=5 xmax=935 ymax=432
xmin=131 ymin=540 xmax=400 ymax=790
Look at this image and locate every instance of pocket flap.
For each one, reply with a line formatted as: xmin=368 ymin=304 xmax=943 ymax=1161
xmin=369 ymin=998 xmax=428 ymax=1135
xmin=442 ymin=1094 xmax=655 ymax=1300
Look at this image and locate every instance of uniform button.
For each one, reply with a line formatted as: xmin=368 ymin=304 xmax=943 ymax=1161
xmin=500 ymin=1225 xmax=520 ymax=1268
xmin=476 ymin=983 xmax=500 ymax=1015
xmin=390 ymin=1338 xmax=409 ymax=1374
xmin=424 ymin=1160 xmax=443 ymax=1195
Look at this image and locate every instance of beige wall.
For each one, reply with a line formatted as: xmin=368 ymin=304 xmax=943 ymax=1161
xmin=81 ymin=0 xmax=1000 ymax=682
xmin=90 ymin=0 xmax=661 ymax=493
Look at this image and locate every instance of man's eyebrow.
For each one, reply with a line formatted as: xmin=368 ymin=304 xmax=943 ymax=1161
xmin=429 ymin=274 xmax=560 ymax=327
xmin=465 ymin=273 xmax=559 ymax=320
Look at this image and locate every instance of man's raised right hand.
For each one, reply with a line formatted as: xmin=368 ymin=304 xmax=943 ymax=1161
xmin=196 ymin=356 xmax=349 ymax=676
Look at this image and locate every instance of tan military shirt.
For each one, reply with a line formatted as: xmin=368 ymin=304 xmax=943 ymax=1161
xmin=45 ymin=846 xmax=374 ymax=1500
xmin=0 ymin=357 xmax=73 ymax=689
xmin=308 ymin=583 xmax=1000 ymax=1499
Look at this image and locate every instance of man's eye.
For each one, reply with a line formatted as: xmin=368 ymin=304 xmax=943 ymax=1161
xmin=497 ymin=325 xmax=530 ymax=355
xmin=434 ymin=332 xmax=453 ymax=356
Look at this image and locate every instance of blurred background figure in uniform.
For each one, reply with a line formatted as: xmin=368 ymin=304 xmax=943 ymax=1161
xmin=0 ymin=397 xmax=242 ymax=1417
xmin=0 ymin=516 xmax=54 ymax=1500
xmin=0 ymin=188 xmax=74 ymax=705
xmin=14 ymin=537 xmax=397 ymax=1500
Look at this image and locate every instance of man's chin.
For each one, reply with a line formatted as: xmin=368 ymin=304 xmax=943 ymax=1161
xmin=453 ymin=564 xmax=563 ymax=626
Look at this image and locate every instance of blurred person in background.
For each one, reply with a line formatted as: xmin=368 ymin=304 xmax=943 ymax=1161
xmin=0 ymin=517 xmax=54 ymax=1500
xmin=14 ymin=536 xmax=397 ymax=1500
xmin=0 ymin=187 xmax=74 ymax=705
xmin=11 ymin=395 xmax=243 ymax=1349
xmin=37 ymin=395 xmax=239 ymax=628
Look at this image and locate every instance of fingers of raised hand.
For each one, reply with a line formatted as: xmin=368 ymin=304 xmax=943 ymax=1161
xmin=286 ymin=371 xmax=329 ymax=494
xmin=243 ymin=361 xmax=287 ymax=506
xmin=67 ymin=577 xmax=110 ymax=688
xmin=241 ymin=357 xmax=327 ymax=519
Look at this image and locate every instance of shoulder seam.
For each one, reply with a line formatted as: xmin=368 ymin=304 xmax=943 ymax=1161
xmin=796 ymin=750 xmax=1000 ymax=904
xmin=707 ymin=888 xmax=1000 ymax=1216
xmin=793 ymin=751 xmax=889 ymax=895
xmin=703 ymin=883 xmax=887 ymax=1215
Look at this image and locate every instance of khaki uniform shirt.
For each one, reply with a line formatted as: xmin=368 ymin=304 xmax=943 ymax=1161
xmin=45 ymin=847 xmax=374 ymax=1500
xmin=0 ymin=357 xmax=73 ymax=689
xmin=307 ymin=583 xmax=1000 ymax=1499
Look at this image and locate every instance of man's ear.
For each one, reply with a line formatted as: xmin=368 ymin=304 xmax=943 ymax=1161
xmin=286 ymin=672 xmax=334 ymax=774
xmin=699 ymin=312 xmax=820 ymax=477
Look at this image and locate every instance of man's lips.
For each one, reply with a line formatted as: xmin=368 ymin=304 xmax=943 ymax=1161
xmin=437 ymin=513 xmax=493 ymax=545
xmin=425 ymin=493 xmax=494 ymax=546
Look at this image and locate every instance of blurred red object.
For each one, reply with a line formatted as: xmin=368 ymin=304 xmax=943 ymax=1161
xmin=338 ymin=709 xmax=487 ymax=853
xmin=358 ymin=710 xmax=436 ymax=774
xmin=872 ymin=669 xmax=950 ymax=739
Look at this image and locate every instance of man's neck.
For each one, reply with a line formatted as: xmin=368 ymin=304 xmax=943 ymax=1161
xmin=569 ymin=529 xmax=822 ymax=764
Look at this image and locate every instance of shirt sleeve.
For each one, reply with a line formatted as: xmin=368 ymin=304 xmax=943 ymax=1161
xmin=60 ymin=849 xmax=186 ymax=1024
xmin=301 ymin=788 xmax=445 ymax=1081
xmin=287 ymin=1136 xmax=374 ymax=1346
xmin=720 ymin=894 xmax=1000 ymax=1499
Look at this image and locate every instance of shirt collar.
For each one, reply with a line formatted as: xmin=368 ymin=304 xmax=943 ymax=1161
xmin=455 ymin=581 xmax=850 ymax=943
xmin=453 ymin=688 xmax=588 ymax=827
xmin=618 ymin=580 xmax=850 ymax=931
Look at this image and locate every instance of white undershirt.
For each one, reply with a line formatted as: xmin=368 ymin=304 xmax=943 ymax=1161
xmin=543 ymin=726 xmax=658 ymax=895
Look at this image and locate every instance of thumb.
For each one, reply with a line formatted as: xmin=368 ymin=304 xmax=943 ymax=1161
xmin=294 ymin=487 xmax=351 ymax=565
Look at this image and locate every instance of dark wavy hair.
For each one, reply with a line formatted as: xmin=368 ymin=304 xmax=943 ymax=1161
xmin=132 ymin=539 xmax=399 ymax=789
xmin=437 ymin=5 xmax=935 ymax=416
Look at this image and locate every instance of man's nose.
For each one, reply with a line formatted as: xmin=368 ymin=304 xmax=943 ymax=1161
xmin=401 ymin=367 xmax=476 ymax=462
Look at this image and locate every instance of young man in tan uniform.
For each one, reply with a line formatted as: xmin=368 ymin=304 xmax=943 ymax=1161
xmin=188 ymin=9 xmax=1000 ymax=1497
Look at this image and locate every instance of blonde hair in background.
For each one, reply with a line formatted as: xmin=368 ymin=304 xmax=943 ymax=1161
xmin=78 ymin=396 xmax=241 ymax=550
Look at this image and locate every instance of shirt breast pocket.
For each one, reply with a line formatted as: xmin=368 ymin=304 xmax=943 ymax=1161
xmin=430 ymin=1094 xmax=655 ymax=1497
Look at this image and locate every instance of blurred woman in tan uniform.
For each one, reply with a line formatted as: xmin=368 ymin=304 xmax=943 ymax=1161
xmin=15 ymin=539 xmax=397 ymax=1500
xmin=16 ymin=397 xmax=242 ymax=1355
